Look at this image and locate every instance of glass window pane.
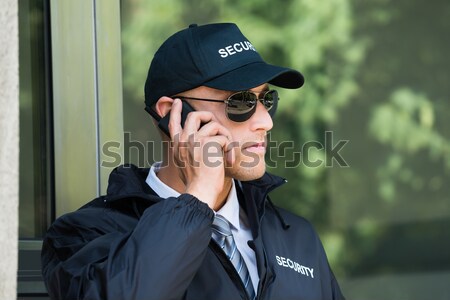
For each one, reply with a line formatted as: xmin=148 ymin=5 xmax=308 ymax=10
xmin=19 ymin=0 xmax=53 ymax=239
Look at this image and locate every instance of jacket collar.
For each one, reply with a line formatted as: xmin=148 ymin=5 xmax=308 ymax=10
xmin=239 ymin=172 xmax=286 ymax=212
xmin=105 ymin=164 xmax=156 ymax=202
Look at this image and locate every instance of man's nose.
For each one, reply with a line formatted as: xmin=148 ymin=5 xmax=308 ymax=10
xmin=248 ymin=101 xmax=273 ymax=132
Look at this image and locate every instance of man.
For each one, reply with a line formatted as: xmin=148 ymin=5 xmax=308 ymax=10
xmin=42 ymin=23 xmax=345 ymax=300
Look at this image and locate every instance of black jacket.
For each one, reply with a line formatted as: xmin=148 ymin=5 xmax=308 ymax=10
xmin=42 ymin=164 xmax=345 ymax=300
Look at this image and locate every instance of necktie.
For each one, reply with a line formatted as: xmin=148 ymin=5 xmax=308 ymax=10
xmin=212 ymin=214 xmax=256 ymax=300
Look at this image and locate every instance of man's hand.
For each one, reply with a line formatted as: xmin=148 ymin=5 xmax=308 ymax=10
xmin=169 ymin=98 xmax=234 ymax=209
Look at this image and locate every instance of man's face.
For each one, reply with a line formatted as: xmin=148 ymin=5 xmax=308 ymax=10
xmin=182 ymin=84 xmax=274 ymax=181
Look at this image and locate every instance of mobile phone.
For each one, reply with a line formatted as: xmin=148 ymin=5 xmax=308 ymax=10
xmin=145 ymin=100 xmax=196 ymax=137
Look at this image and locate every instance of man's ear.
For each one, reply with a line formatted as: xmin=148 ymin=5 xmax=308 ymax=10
xmin=154 ymin=96 xmax=175 ymax=118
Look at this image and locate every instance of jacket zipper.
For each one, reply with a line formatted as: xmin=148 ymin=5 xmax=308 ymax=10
xmin=257 ymin=247 xmax=273 ymax=300
xmin=209 ymin=241 xmax=251 ymax=300
xmin=255 ymin=196 xmax=274 ymax=300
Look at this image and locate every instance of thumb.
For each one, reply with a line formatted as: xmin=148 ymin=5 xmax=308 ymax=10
xmin=224 ymin=141 xmax=236 ymax=168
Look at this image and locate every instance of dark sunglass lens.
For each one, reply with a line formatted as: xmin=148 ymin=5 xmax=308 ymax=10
xmin=228 ymin=108 xmax=256 ymax=122
xmin=226 ymin=90 xmax=279 ymax=122
xmin=227 ymin=91 xmax=256 ymax=111
xmin=263 ymin=90 xmax=278 ymax=111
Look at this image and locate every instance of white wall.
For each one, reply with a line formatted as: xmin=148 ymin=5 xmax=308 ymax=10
xmin=0 ymin=0 xmax=19 ymax=299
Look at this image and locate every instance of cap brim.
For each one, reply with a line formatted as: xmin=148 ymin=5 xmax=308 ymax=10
xmin=203 ymin=62 xmax=304 ymax=91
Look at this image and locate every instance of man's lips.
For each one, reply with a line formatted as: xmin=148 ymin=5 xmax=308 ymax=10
xmin=243 ymin=141 xmax=266 ymax=152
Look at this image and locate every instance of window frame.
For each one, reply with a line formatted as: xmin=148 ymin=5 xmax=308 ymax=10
xmin=18 ymin=0 xmax=123 ymax=297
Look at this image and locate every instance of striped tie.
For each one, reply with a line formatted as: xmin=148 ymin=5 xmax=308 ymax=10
xmin=212 ymin=214 xmax=256 ymax=300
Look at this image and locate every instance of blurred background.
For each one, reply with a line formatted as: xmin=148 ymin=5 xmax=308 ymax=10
xmin=19 ymin=0 xmax=450 ymax=299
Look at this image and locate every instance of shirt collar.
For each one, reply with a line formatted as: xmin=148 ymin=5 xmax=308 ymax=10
xmin=216 ymin=179 xmax=241 ymax=231
xmin=146 ymin=162 xmax=181 ymax=199
xmin=146 ymin=162 xmax=241 ymax=230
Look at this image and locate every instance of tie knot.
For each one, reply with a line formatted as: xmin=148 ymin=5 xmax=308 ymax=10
xmin=212 ymin=214 xmax=232 ymax=237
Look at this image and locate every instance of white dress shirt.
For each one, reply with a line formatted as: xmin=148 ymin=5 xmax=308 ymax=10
xmin=146 ymin=162 xmax=260 ymax=292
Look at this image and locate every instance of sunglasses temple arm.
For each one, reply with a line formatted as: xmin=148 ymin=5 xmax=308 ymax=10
xmin=145 ymin=106 xmax=162 ymax=121
xmin=177 ymin=97 xmax=226 ymax=104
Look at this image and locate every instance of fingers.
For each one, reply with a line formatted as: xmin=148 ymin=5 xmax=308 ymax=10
xmin=169 ymin=100 xmax=232 ymax=146
xmin=168 ymin=98 xmax=183 ymax=139
xmin=168 ymin=98 xmax=236 ymax=167
xmin=166 ymin=99 xmax=234 ymax=208
xmin=195 ymin=120 xmax=232 ymax=142
xmin=183 ymin=111 xmax=231 ymax=140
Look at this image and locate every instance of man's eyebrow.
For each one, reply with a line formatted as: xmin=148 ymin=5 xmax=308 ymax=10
xmin=250 ymin=84 xmax=270 ymax=92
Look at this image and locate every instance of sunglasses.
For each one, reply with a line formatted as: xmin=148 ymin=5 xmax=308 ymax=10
xmin=173 ymin=90 xmax=279 ymax=122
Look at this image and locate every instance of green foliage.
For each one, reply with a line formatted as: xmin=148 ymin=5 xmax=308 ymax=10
xmin=370 ymin=88 xmax=449 ymax=163
xmin=329 ymin=2 xmax=450 ymax=296
xmin=370 ymin=88 xmax=450 ymax=202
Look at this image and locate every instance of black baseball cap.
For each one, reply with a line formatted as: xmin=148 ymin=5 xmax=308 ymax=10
xmin=144 ymin=23 xmax=304 ymax=107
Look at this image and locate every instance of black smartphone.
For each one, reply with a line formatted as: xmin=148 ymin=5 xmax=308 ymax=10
xmin=145 ymin=100 xmax=196 ymax=138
